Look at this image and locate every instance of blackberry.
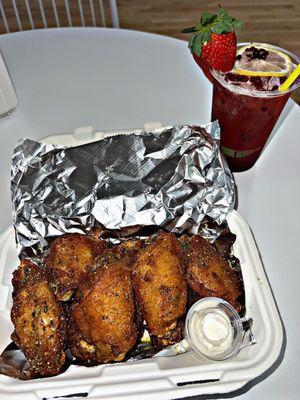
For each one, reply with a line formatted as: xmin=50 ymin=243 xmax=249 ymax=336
xmin=245 ymin=46 xmax=269 ymax=60
xmin=250 ymin=76 xmax=264 ymax=90
xmin=226 ymin=73 xmax=248 ymax=82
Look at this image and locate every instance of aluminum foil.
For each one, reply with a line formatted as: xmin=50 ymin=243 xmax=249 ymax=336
xmin=11 ymin=122 xmax=235 ymax=256
xmin=4 ymin=124 xmax=257 ymax=381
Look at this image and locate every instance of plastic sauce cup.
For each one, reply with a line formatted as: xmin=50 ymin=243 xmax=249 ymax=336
xmin=174 ymin=297 xmax=249 ymax=362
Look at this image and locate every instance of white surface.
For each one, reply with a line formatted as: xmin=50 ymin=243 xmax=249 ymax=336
xmin=0 ymin=211 xmax=283 ymax=400
xmin=0 ymin=28 xmax=298 ymax=399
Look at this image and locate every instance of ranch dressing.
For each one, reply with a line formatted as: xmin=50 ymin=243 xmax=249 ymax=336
xmin=185 ymin=297 xmax=244 ymax=361
xmin=190 ymin=308 xmax=234 ymax=357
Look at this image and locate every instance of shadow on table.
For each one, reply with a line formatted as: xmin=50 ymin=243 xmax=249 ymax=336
xmin=177 ymin=224 xmax=287 ymax=400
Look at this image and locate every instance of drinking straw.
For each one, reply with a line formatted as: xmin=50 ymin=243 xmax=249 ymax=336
xmin=279 ymin=64 xmax=300 ymax=92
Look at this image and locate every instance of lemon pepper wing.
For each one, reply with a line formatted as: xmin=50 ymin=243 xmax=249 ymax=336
xmin=11 ymin=259 xmax=66 ymax=377
xmin=115 ymin=238 xmax=144 ymax=270
xmin=46 ymin=233 xmax=108 ymax=301
xmin=185 ymin=235 xmax=242 ymax=312
xmin=68 ymin=258 xmax=138 ymax=364
xmin=133 ymin=232 xmax=187 ymax=346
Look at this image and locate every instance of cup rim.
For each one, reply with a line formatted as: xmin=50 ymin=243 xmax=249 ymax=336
xmin=211 ymin=42 xmax=300 ymax=98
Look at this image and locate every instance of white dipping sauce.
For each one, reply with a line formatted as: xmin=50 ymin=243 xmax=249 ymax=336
xmin=189 ymin=308 xmax=235 ymax=358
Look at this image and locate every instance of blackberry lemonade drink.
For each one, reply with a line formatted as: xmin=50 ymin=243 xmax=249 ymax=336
xmin=211 ymin=43 xmax=300 ymax=171
xmin=182 ymin=8 xmax=300 ymax=171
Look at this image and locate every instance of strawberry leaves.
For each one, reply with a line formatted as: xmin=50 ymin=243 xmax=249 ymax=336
xmin=181 ymin=26 xmax=198 ymax=34
xmin=192 ymin=35 xmax=202 ymax=57
xmin=213 ymin=7 xmax=243 ymax=33
xmin=182 ymin=6 xmax=242 ymax=56
xmin=200 ymin=12 xmax=217 ymax=26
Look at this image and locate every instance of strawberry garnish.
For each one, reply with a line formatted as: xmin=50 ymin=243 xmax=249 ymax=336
xmin=182 ymin=7 xmax=242 ymax=77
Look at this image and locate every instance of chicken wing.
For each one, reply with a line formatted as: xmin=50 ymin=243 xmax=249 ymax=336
xmin=68 ymin=258 xmax=138 ymax=364
xmin=185 ymin=235 xmax=242 ymax=312
xmin=133 ymin=232 xmax=187 ymax=346
xmin=116 ymin=238 xmax=144 ymax=270
xmin=46 ymin=233 xmax=108 ymax=301
xmin=11 ymin=259 xmax=66 ymax=377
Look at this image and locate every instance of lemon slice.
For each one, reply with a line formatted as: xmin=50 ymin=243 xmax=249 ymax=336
xmin=232 ymin=44 xmax=292 ymax=77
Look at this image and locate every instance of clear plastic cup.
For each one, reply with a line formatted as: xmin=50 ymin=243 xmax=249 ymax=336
xmin=174 ymin=298 xmax=248 ymax=362
xmin=211 ymin=43 xmax=300 ymax=172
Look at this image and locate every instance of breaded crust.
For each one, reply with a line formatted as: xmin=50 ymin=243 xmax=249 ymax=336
xmin=133 ymin=232 xmax=187 ymax=346
xmin=11 ymin=260 xmax=66 ymax=377
xmin=68 ymin=259 xmax=137 ymax=364
xmin=46 ymin=233 xmax=108 ymax=300
xmin=115 ymin=238 xmax=144 ymax=270
xmin=185 ymin=235 xmax=242 ymax=312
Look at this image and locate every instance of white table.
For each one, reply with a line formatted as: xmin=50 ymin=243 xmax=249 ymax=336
xmin=0 ymin=28 xmax=299 ymax=400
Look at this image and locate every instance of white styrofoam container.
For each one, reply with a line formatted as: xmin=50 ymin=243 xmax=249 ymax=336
xmin=0 ymin=127 xmax=283 ymax=399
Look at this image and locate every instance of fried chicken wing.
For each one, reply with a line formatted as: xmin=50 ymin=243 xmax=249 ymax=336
xmin=185 ymin=235 xmax=242 ymax=312
xmin=68 ymin=258 xmax=138 ymax=364
xmin=46 ymin=233 xmax=108 ymax=301
xmin=11 ymin=260 xmax=66 ymax=377
xmin=133 ymin=232 xmax=187 ymax=346
xmin=116 ymin=238 xmax=144 ymax=270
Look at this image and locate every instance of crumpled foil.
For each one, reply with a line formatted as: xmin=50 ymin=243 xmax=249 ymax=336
xmin=11 ymin=122 xmax=235 ymax=256
xmin=2 ymin=123 xmax=256 ymax=381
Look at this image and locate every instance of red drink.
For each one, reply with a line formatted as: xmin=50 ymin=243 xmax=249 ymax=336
xmin=211 ymin=43 xmax=300 ymax=172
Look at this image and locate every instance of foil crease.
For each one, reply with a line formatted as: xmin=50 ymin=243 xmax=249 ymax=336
xmin=11 ymin=123 xmax=235 ymax=256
